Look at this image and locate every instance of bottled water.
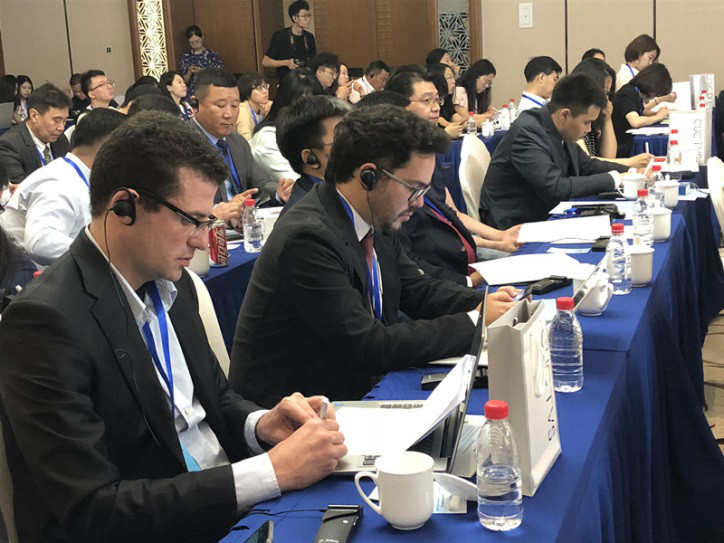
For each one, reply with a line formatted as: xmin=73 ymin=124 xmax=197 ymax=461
xmin=507 ymin=98 xmax=517 ymax=122
xmin=476 ymin=400 xmax=523 ymax=531
xmin=241 ymin=198 xmax=265 ymax=253
xmin=498 ymin=105 xmax=511 ymax=130
xmin=648 ymin=165 xmax=664 ymax=207
xmin=467 ymin=111 xmax=477 ymax=135
xmin=667 ymin=138 xmax=681 ymax=166
xmin=632 ymin=188 xmax=654 ymax=246
xmin=606 ymin=223 xmax=632 ymax=294
xmin=548 ymin=297 xmax=584 ymax=392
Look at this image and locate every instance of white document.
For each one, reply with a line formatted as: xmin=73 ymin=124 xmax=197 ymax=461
xmin=429 ymin=352 xmax=488 ymax=367
xmin=626 ymin=126 xmax=670 ymax=136
xmin=470 ymin=253 xmax=589 ymax=285
xmin=518 ymin=215 xmax=611 ymax=243
xmin=651 ymin=81 xmax=691 ymax=112
xmin=679 ymin=188 xmax=710 ymax=201
xmin=547 ymin=247 xmax=591 ymax=254
xmin=336 ymin=355 xmax=476 ymax=456
xmin=548 ymin=200 xmax=636 ymax=219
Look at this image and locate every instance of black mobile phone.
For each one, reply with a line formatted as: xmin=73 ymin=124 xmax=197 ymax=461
xmin=314 ymin=505 xmax=362 ymax=543
xmin=592 ymin=236 xmax=610 ymax=252
xmin=530 ymin=275 xmax=571 ymax=295
xmin=243 ymin=520 xmax=273 ymax=543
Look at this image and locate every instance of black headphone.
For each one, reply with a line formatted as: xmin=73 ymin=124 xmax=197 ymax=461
xmin=360 ymin=168 xmax=380 ymax=191
xmin=305 ymin=150 xmax=320 ymax=167
xmin=111 ymin=188 xmax=136 ymax=225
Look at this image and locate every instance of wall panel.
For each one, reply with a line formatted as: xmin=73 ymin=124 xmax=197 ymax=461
xmin=313 ymin=0 xmax=377 ymax=70
xmin=193 ymin=0 xmax=257 ymax=75
xmin=164 ymin=0 xmax=195 ymax=71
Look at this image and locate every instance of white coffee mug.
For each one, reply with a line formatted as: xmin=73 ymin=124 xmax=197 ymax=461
xmin=354 ymin=451 xmax=434 ymax=530
xmin=629 ymin=245 xmax=654 ymax=286
xmin=622 ymin=172 xmax=646 ymax=198
xmin=481 ymin=120 xmax=495 ymax=138
xmin=654 ymin=180 xmax=680 ymax=208
xmin=189 ymin=247 xmax=211 ymax=276
xmin=649 ymin=207 xmax=672 ymax=241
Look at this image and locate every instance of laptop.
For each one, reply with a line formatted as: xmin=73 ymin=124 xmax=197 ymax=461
xmin=0 ymin=102 xmax=13 ymax=131
xmin=333 ymin=288 xmax=488 ymax=475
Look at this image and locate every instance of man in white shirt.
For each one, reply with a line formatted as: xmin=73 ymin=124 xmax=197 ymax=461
xmin=518 ymin=56 xmax=562 ymax=113
xmin=0 ymin=109 xmax=126 ymax=267
xmin=0 ymin=111 xmax=346 ymax=542
xmin=349 ymin=60 xmax=391 ymax=104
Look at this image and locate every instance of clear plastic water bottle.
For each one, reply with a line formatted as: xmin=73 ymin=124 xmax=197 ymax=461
xmin=508 ymin=98 xmax=517 ymax=122
xmin=632 ymin=189 xmax=654 ymax=246
xmin=476 ymin=400 xmax=523 ymax=531
xmin=606 ymin=222 xmax=632 ymax=294
xmin=667 ymin=138 xmax=681 ymax=166
xmin=648 ymin=165 xmax=664 ymax=207
xmin=467 ymin=111 xmax=477 ymax=134
xmin=241 ymin=198 xmax=264 ymax=253
xmin=548 ymin=296 xmax=584 ymax=392
xmin=498 ymin=104 xmax=511 ymax=130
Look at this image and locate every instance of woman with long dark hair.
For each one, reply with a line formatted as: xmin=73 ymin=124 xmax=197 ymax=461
xmin=158 ymin=71 xmax=194 ymax=120
xmin=427 ymin=62 xmax=464 ymax=137
xmin=0 ymin=75 xmax=17 ymax=104
xmin=13 ymin=75 xmax=33 ymax=124
xmin=251 ymin=69 xmax=321 ymax=182
xmin=454 ymin=59 xmax=496 ymax=125
xmin=178 ymin=25 xmax=224 ymax=96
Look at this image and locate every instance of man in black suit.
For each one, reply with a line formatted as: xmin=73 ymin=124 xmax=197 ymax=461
xmin=385 ymin=69 xmax=520 ymax=286
xmin=0 ymin=112 xmax=346 ymax=543
xmin=0 ymin=83 xmax=70 ymax=186
xmin=190 ymin=69 xmax=294 ymax=223
xmin=480 ymin=74 xmax=630 ymax=229
xmin=229 ymin=105 xmax=519 ymax=408
xmin=277 ymin=94 xmax=351 ymax=211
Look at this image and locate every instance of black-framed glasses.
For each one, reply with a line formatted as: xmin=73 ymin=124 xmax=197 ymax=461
xmin=253 ymin=83 xmax=270 ymax=91
xmin=381 ymin=169 xmax=431 ymax=202
xmin=136 ymin=189 xmax=217 ymax=237
xmin=410 ymin=96 xmax=444 ymax=107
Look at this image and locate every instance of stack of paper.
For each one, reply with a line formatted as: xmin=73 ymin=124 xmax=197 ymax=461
xmin=470 ymin=253 xmax=592 ymax=285
xmin=517 ymin=215 xmax=612 ymax=244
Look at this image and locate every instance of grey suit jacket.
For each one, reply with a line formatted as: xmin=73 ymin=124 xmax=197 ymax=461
xmin=189 ymin=120 xmax=276 ymax=203
xmin=0 ymin=122 xmax=70 ymax=183
xmin=480 ymin=106 xmax=629 ymax=229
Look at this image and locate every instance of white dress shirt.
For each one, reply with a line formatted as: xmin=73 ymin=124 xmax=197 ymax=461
xmin=27 ymin=124 xmax=52 ymax=163
xmin=193 ymin=119 xmax=239 ymax=201
xmin=616 ymin=63 xmax=638 ymax=90
xmin=349 ymin=76 xmax=376 ymax=104
xmin=0 ymin=153 xmax=90 ymax=266
xmin=250 ymin=126 xmax=299 ymax=182
xmin=518 ymin=92 xmax=548 ymax=112
xmin=85 ymin=227 xmax=280 ymax=512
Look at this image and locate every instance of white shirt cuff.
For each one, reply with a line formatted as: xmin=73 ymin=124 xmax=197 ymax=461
xmin=608 ymin=170 xmax=622 ymax=188
xmin=231 ymin=453 xmax=281 ymax=512
xmin=467 ymin=309 xmax=479 ymax=324
xmin=466 ymin=276 xmax=473 ymax=288
xmin=244 ymin=409 xmax=269 ymax=455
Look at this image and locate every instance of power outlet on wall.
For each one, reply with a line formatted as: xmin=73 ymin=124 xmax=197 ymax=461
xmin=106 ymin=46 xmax=112 ymax=53
xmin=519 ymin=3 xmax=533 ymax=29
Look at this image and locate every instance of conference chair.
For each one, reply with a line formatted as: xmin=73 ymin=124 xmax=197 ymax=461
xmin=187 ymin=269 xmax=231 ymax=376
xmin=458 ymin=134 xmax=491 ymax=221
xmin=706 ymin=157 xmax=724 ymax=234
xmin=0 ymin=421 xmax=18 ymax=543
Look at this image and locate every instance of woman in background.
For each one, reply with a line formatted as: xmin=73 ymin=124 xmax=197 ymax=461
xmin=428 ymin=62 xmax=464 ymax=138
xmin=236 ymin=72 xmax=271 ymax=141
xmin=13 ymin=75 xmax=33 ymax=124
xmin=616 ymin=34 xmax=659 ymax=88
xmin=426 ymin=47 xmax=459 ymax=77
xmin=334 ymin=63 xmax=354 ymax=102
xmin=178 ymin=25 xmax=224 ymax=96
xmin=454 ymin=59 xmax=496 ymax=126
xmin=159 ymin=71 xmax=194 ymax=120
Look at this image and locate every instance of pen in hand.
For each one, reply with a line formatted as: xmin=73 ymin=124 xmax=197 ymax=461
xmin=318 ymin=396 xmax=329 ymax=419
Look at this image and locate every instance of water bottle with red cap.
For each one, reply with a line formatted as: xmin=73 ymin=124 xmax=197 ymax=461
xmin=476 ymin=400 xmax=523 ymax=531
xmin=548 ymin=296 xmax=584 ymax=393
xmin=606 ymin=222 xmax=632 ymax=294
xmin=633 ymin=188 xmax=653 ymax=246
xmin=241 ymin=198 xmax=264 ymax=253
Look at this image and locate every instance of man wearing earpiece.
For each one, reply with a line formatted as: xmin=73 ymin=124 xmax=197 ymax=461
xmin=229 ymin=105 xmax=519 ymax=408
xmin=0 ymin=112 xmax=347 ymax=542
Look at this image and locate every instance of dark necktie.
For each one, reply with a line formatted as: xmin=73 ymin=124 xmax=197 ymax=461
xmin=360 ymin=231 xmax=382 ymax=319
xmin=215 ymin=139 xmax=237 ymax=196
xmin=43 ymin=145 xmax=52 ymax=164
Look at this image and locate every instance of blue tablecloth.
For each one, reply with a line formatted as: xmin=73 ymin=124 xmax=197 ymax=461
xmin=631 ymin=116 xmax=718 ymax=158
xmin=221 ymin=178 xmax=724 ymax=541
xmin=202 ymin=245 xmax=258 ymax=352
xmin=439 ymin=130 xmax=507 ymax=211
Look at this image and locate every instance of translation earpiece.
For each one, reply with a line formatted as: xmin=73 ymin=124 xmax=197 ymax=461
xmin=359 ymin=168 xmax=379 ymax=191
xmin=111 ymin=188 xmax=137 ymax=225
xmin=305 ymin=150 xmax=320 ymax=167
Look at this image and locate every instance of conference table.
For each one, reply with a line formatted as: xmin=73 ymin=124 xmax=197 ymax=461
xmin=631 ymin=117 xmax=718 ymax=158
xmin=219 ymin=171 xmax=724 ymax=542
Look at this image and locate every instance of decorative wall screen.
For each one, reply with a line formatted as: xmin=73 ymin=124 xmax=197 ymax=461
xmin=439 ymin=0 xmax=469 ymax=70
xmin=136 ymin=0 xmax=168 ymax=79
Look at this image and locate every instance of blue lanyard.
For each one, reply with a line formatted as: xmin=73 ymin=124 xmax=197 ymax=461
xmin=141 ymin=283 xmax=175 ymax=417
xmin=338 ymin=196 xmax=382 ymax=320
xmin=310 ymin=175 xmax=324 ymax=184
xmin=249 ymin=103 xmax=260 ymax=126
xmin=424 ymin=196 xmax=446 ymax=218
xmin=37 ymin=148 xmax=47 ymax=166
xmin=627 ymin=64 xmax=636 ymax=78
xmin=62 ymin=157 xmax=89 ymax=188
xmin=521 ymin=93 xmax=544 ymax=107
xmin=203 ymin=134 xmax=242 ymax=193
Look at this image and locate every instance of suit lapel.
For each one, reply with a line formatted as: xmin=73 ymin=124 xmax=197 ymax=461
xmin=71 ymin=231 xmax=187 ymax=469
xmin=189 ymin=120 xmax=229 ymax=203
xmin=540 ymin=107 xmax=569 ymax=174
xmin=19 ymin=123 xmax=42 ymax=168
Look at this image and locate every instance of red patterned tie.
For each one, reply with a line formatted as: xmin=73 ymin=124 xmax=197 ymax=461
xmin=360 ymin=231 xmax=376 ymax=316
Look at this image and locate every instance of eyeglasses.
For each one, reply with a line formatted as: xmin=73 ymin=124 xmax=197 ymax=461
xmin=90 ymin=80 xmax=115 ymax=91
xmin=253 ymin=83 xmax=270 ymax=91
xmin=320 ymin=68 xmax=338 ymax=78
xmin=136 ymin=189 xmax=217 ymax=237
xmin=381 ymin=169 xmax=431 ymax=203
xmin=297 ymin=13 xmax=313 ymax=19
xmin=410 ymin=96 xmax=444 ymax=107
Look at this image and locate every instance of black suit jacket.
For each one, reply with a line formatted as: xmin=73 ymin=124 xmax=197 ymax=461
xmin=189 ymin=120 xmax=276 ymax=203
xmin=0 ymin=231 xmax=261 ymax=542
xmin=280 ymin=173 xmax=318 ymax=214
xmin=0 ymin=122 xmax=70 ymax=183
xmin=398 ymin=195 xmax=476 ymax=285
xmin=480 ymin=106 xmax=629 ymax=229
xmin=228 ymin=181 xmax=484 ymax=408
